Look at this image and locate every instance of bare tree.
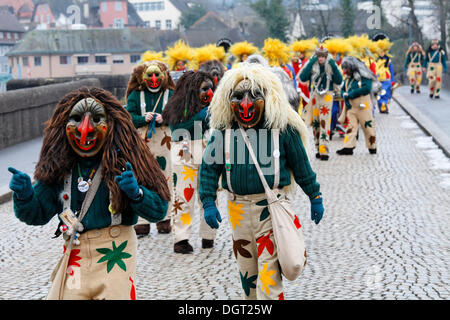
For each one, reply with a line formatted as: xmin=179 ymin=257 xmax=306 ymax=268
xmin=432 ymin=0 xmax=449 ymax=50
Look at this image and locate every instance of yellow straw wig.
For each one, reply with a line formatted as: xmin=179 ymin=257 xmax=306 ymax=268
xmin=290 ymin=38 xmax=319 ymax=57
xmin=141 ymin=50 xmax=165 ymax=63
xmin=262 ymin=38 xmax=292 ymax=66
xmin=229 ymin=41 xmax=258 ymax=59
xmin=323 ymin=37 xmax=352 ymax=56
xmin=165 ymin=40 xmax=195 ymax=70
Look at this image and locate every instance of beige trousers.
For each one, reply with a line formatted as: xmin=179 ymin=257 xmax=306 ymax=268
xmin=47 ymin=225 xmax=137 ymax=300
xmin=137 ymin=125 xmax=174 ymax=226
xmin=343 ymin=95 xmax=376 ymax=149
xmin=310 ymin=92 xmax=333 ymax=156
xmin=171 ymin=139 xmax=216 ymax=243
xmin=227 ymin=191 xmax=290 ymax=300
xmin=407 ymin=62 xmax=423 ymax=89
xmin=427 ymin=62 xmax=443 ymax=97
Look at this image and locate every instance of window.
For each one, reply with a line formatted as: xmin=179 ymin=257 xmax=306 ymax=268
xmin=0 ymin=32 xmax=3 ymax=39
xmin=130 ymin=55 xmax=140 ymax=63
xmin=113 ymin=18 xmax=124 ymax=28
xmin=95 ymin=56 xmax=107 ymax=64
xmin=6 ymin=32 xmax=11 ymax=40
xmin=144 ymin=2 xmax=150 ymax=11
xmin=115 ymin=1 xmax=122 ymax=11
xmin=47 ymin=15 xmax=51 ymax=24
xmin=165 ymin=19 xmax=172 ymax=29
xmin=34 ymin=56 xmax=42 ymax=66
xmin=102 ymin=2 xmax=107 ymax=12
xmin=113 ymin=55 xmax=124 ymax=64
xmin=144 ymin=21 xmax=150 ymax=28
xmin=60 ymin=56 xmax=71 ymax=65
xmin=22 ymin=57 xmax=29 ymax=66
xmin=157 ymin=1 xmax=164 ymax=10
xmin=14 ymin=33 xmax=19 ymax=40
xmin=155 ymin=20 xmax=161 ymax=29
xmin=77 ymin=56 xmax=89 ymax=64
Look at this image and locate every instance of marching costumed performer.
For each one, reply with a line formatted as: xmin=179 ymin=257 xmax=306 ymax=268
xmin=126 ymin=60 xmax=175 ymax=235
xmin=336 ymin=56 xmax=378 ymax=155
xmin=373 ymin=37 xmax=395 ymax=113
xmin=423 ymin=39 xmax=448 ymax=99
xmin=404 ymin=42 xmax=425 ymax=94
xmin=8 ymin=87 xmax=170 ymax=300
xmin=290 ymin=38 xmax=319 ymax=113
xmin=162 ymin=71 xmax=217 ymax=254
xmin=300 ymin=45 xmax=343 ymax=160
xmin=229 ymin=41 xmax=258 ymax=67
xmin=195 ymin=44 xmax=226 ymax=86
xmin=166 ymin=40 xmax=195 ymax=83
xmin=199 ymin=63 xmax=324 ymax=300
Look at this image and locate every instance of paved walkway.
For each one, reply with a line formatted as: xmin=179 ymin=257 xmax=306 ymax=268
xmin=0 ymin=101 xmax=449 ymax=300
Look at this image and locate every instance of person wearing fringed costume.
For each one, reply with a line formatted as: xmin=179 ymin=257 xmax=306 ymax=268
xmin=162 ymin=71 xmax=217 ymax=254
xmin=300 ymin=44 xmax=343 ymax=160
xmin=373 ymin=35 xmax=395 ymax=114
xmin=336 ymin=56 xmax=379 ymax=156
xmin=404 ymin=42 xmax=425 ymax=94
xmin=195 ymin=44 xmax=227 ymax=87
xmin=198 ymin=63 xmax=324 ymax=300
xmin=166 ymin=40 xmax=195 ymax=83
xmin=229 ymin=41 xmax=259 ymax=68
xmin=423 ymin=39 xmax=448 ymax=99
xmin=290 ymin=38 xmax=319 ymax=113
xmin=262 ymin=38 xmax=297 ymax=90
xmin=8 ymin=87 xmax=170 ymax=299
xmin=125 ymin=54 xmax=175 ymax=236
xmin=322 ymin=37 xmax=352 ymax=140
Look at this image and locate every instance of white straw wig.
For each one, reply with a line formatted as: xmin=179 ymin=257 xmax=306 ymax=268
xmin=208 ymin=62 xmax=310 ymax=151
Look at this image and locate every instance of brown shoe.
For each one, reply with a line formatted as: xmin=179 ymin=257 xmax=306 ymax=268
xmin=156 ymin=220 xmax=171 ymax=234
xmin=202 ymin=239 xmax=214 ymax=249
xmin=174 ymin=240 xmax=193 ymax=254
xmin=134 ymin=224 xmax=150 ymax=236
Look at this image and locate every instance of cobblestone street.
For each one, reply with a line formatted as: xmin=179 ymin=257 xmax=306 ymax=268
xmin=0 ymin=101 xmax=449 ymax=300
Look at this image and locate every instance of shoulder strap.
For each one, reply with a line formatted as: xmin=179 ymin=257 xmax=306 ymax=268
xmin=272 ymin=129 xmax=280 ymax=190
xmin=140 ymin=91 xmax=146 ymax=116
xmin=162 ymin=89 xmax=169 ymax=110
xmin=239 ymin=126 xmax=278 ymax=203
xmin=78 ymin=164 xmax=103 ymax=223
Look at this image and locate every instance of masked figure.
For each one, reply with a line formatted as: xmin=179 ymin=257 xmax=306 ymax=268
xmin=373 ymin=37 xmax=395 ymax=114
xmin=404 ymin=42 xmax=425 ymax=94
xmin=166 ymin=40 xmax=195 ymax=83
xmin=337 ymin=56 xmax=379 ymax=156
xmin=300 ymin=45 xmax=343 ymax=160
xmin=8 ymin=87 xmax=170 ymax=300
xmin=162 ymin=71 xmax=217 ymax=254
xmin=423 ymin=39 xmax=448 ymax=99
xmin=229 ymin=41 xmax=258 ymax=68
xmin=262 ymin=38 xmax=297 ymax=89
xmin=125 ymin=60 xmax=175 ymax=235
xmin=199 ymin=63 xmax=324 ymax=300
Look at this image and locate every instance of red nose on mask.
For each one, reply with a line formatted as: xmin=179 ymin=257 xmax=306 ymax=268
xmin=78 ymin=114 xmax=94 ymax=145
xmin=213 ymin=76 xmax=218 ymax=85
xmin=240 ymin=96 xmax=253 ymax=118
xmin=206 ymin=88 xmax=214 ymax=102
xmin=150 ymin=73 xmax=159 ymax=87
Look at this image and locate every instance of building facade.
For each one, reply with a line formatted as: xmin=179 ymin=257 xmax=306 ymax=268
xmin=129 ymin=0 xmax=188 ymax=30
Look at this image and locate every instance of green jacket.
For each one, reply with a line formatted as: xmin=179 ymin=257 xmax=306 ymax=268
xmin=300 ymin=57 xmax=343 ymax=92
xmin=169 ymin=108 xmax=210 ymax=142
xmin=423 ymin=49 xmax=448 ymax=72
xmin=126 ymin=89 xmax=173 ymax=129
xmin=404 ymin=52 xmax=423 ymax=71
xmin=12 ymin=157 xmax=168 ymax=230
xmin=199 ymin=122 xmax=321 ymax=204
xmin=341 ymin=76 xmax=372 ymax=109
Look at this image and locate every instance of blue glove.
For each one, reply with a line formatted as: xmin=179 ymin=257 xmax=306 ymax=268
xmin=203 ymin=201 xmax=221 ymax=229
xmin=310 ymin=196 xmax=324 ymax=225
xmin=115 ymin=162 xmax=141 ymax=200
xmin=147 ymin=116 xmax=156 ymax=139
xmin=8 ymin=167 xmax=33 ymax=200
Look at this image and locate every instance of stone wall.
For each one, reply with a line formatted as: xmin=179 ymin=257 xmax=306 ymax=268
xmin=0 ymin=78 xmax=100 ymax=150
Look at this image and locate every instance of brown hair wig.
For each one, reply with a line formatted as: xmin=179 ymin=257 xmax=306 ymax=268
xmin=34 ymin=87 xmax=170 ymax=213
xmin=125 ymin=61 xmax=176 ymax=99
xmin=162 ymin=70 xmax=215 ymax=125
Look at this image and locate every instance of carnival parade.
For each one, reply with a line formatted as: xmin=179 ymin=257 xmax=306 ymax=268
xmin=0 ymin=0 xmax=449 ymax=304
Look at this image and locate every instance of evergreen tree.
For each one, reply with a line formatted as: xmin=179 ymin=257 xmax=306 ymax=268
xmin=179 ymin=4 xmax=207 ymax=30
xmin=251 ymin=0 xmax=290 ymax=42
xmin=340 ymin=0 xmax=354 ymax=37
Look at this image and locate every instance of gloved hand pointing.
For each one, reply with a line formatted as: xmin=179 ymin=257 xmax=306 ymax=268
xmin=8 ymin=167 xmax=33 ymax=200
xmin=115 ymin=162 xmax=141 ymax=200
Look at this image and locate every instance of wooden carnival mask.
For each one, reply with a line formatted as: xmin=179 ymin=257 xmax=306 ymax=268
xmin=230 ymin=79 xmax=265 ymax=128
xmin=199 ymin=78 xmax=214 ymax=105
xmin=142 ymin=63 xmax=165 ymax=93
xmin=66 ymin=98 xmax=108 ymax=158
